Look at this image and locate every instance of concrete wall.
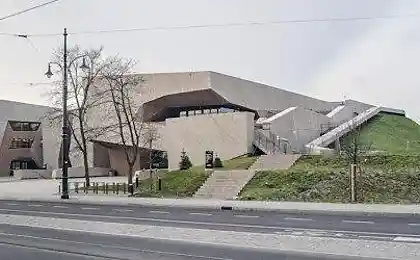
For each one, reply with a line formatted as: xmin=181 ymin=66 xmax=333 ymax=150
xmin=328 ymin=100 xmax=374 ymax=124
xmin=0 ymin=123 xmax=43 ymax=177
xmin=52 ymin=167 xmax=111 ymax=179
xmin=209 ymin=72 xmax=336 ymax=113
xmin=0 ymin=101 xmax=61 ymax=176
xmin=163 ymin=111 xmax=254 ymax=170
xmin=107 ymin=146 xmax=151 ymax=176
xmin=14 ymin=169 xmax=52 ymax=180
xmin=136 ymin=72 xmax=211 ymax=105
xmin=268 ymin=107 xmax=331 ymax=152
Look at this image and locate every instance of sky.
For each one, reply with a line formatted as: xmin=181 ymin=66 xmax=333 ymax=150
xmin=1 ymin=0 xmax=420 ymax=120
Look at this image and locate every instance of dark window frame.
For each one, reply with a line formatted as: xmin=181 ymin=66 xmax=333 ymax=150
xmin=9 ymin=138 xmax=34 ymax=149
xmin=9 ymin=121 xmax=41 ymax=132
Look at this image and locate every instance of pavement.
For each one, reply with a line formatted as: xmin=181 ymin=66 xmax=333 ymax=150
xmin=0 ymin=177 xmax=419 ymax=217
xmin=0 ymin=200 xmax=418 ymax=260
xmin=0 ymin=224 xmax=379 ymax=260
xmin=1 ymin=178 xmax=420 ymax=259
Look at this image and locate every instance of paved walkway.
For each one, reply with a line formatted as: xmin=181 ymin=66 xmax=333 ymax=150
xmin=0 ymin=178 xmax=419 ymax=216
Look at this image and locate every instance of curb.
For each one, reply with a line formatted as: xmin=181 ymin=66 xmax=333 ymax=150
xmin=1 ymin=196 xmax=420 ymax=217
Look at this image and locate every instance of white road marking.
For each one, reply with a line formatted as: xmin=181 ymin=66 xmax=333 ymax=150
xmin=28 ymin=204 xmax=43 ymax=207
xmin=359 ymin=235 xmax=391 ymax=240
xmin=284 ymin=217 xmax=314 ymax=222
xmin=149 ymin=210 xmax=170 ymax=214
xmin=394 ymin=236 xmax=420 ymax=242
xmin=234 ymin=215 xmax=260 ymax=219
xmin=53 ymin=205 xmax=68 ymax=209
xmin=0 ymin=232 xmax=233 ymax=260
xmin=189 ymin=212 xmax=212 ymax=216
xmin=408 ymin=223 xmax=420 ymax=227
xmin=342 ymin=220 xmax=375 ymax=225
xmin=5 ymin=203 xmax=18 ymax=206
xmin=0 ymin=208 xmax=418 ymax=240
xmin=112 ymin=209 xmax=133 ymax=212
xmin=81 ymin=207 xmax=100 ymax=211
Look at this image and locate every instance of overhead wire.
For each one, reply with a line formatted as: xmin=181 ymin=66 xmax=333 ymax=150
xmin=0 ymin=0 xmax=62 ymax=22
xmin=1 ymin=12 xmax=420 ymax=38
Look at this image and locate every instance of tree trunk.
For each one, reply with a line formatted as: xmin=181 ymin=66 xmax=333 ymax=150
xmin=83 ymin=151 xmax=90 ymax=187
xmin=128 ymin=164 xmax=134 ymax=195
xmin=78 ymin=114 xmax=90 ymax=187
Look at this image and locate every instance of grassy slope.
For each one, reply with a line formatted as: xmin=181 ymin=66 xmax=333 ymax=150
xmin=135 ymin=155 xmax=259 ymax=198
xmin=135 ymin=166 xmax=210 ymax=198
xmin=344 ymin=114 xmax=420 ymax=154
xmin=221 ymin=155 xmax=259 ymax=170
xmin=240 ymin=155 xmax=420 ymax=204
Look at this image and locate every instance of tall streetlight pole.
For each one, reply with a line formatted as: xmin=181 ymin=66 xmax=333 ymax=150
xmin=61 ymin=28 xmax=70 ymax=200
xmin=45 ymin=28 xmax=70 ymax=199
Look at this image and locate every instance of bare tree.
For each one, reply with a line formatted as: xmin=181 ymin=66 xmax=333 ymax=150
xmin=45 ymin=46 xmax=110 ymax=187
xmin=340 ymin=124 xmax=372 ymax=202
xmin=101 ymin=57 xmax=144 ymax=194
xmin=340 ymin=125 xmax=372 ymax=165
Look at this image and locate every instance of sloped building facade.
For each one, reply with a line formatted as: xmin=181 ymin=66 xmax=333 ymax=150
xmin=0 ymin=71 xmax=406 ymax=176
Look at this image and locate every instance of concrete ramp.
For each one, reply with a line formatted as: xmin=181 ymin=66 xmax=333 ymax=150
xmin=249 ymin=154 xmax=301 ymax=171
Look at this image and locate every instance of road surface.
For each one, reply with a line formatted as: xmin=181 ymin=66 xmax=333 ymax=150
xmin=0 ymin=200 xmax=419 ymax=241
xmin=0 ymin=200 xmax=417 ymax=259
xmin=0 ymin=223 xmax=380 ymax=260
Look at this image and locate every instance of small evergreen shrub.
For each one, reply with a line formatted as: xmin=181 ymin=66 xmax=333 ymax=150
xmin=179 ymin=149 xmax=192 ymax=170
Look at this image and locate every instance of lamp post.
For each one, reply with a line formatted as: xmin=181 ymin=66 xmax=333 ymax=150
xmin=45 ymin=28 xmax=89 ymax=200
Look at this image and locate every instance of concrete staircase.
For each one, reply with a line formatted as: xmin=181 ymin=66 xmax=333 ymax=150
xmin=194 ymin=170 xmax=256 ymax=200
xmin=249 ymin=154 xmax=301 ymax=171
xmin=194 ymin=154 xmax=301 ymax=200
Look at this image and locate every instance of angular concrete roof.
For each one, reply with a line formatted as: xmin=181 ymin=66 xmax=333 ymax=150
xmin=0 ymin=100 xmax=53 ymax=123
xmin=136 ymin=71 xmax=337 ymax=114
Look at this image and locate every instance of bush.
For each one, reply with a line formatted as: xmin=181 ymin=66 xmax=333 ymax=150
xmin=179 ymin=149 xmax=192 ymax=170
xmin=214 ymin=156 xmax=223 ymax=168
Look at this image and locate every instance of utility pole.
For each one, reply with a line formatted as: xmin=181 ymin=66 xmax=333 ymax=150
xmin=149 ymin=135 xmax=153 ymax=191
xmin=61 ymin=28 xmax=70 ymax=199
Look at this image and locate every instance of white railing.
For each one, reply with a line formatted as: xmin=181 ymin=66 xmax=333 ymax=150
xmin=306 ymin=106 xmax=382 ymax=150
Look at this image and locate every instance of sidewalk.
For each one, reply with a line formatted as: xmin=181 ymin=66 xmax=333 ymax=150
xmin=0 ymin=179 xmax=419 ymax=216
xmin=3 ymin=194 xmax=420 ymax=217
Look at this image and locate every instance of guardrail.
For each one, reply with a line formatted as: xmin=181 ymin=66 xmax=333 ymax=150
xmin=60 ymin=178 xmax=164 ymax=196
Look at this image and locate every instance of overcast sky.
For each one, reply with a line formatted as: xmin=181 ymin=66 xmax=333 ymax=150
xmin=1 ymin=0 xmax=420 ymax=120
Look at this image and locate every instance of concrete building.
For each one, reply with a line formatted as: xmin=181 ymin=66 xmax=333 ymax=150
xmin=0 ymin=71 xmax=406 ymax=177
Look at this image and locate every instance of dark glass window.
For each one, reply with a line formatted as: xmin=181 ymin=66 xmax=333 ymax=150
xmin=9 ymin=138 xmax=34 ymax=149
xmin=9 ymin=121 xmax=40 ymax=131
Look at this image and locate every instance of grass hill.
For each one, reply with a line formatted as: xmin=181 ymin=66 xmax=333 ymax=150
xmin=239 ymin=114 xmax=420 ymax=203
xmin=239 ymin=155 xmax=420 ymax=203
xmin=343 ymin=113 xmax=420 ymax=154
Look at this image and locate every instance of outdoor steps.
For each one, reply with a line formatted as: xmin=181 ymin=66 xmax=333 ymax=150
xmin=249 ymin=154 xmax=301 ymax=171
xmin=194 ymin=170 xmax=256 ymax=200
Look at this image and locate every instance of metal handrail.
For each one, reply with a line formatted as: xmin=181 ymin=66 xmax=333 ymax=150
xmin=254 ymin=128 xmax=283 ymax=154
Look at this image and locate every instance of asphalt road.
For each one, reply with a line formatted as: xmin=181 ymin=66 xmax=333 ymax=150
xmin=0 ymin=224 xmax=379 ymax=260
xmin=0 ymin=200 xmax=419 ymax=242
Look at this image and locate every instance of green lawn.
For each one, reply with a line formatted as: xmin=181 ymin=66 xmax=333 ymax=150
xmin=239 ymin=155 xmax=420 ymax=204
xmin=220 ymin=155 xmax=259 ymax=170
xmin=134 ymin=166 xmax=210 ymax=198
xmin=344 ymin=114 xmax=420 ymax=154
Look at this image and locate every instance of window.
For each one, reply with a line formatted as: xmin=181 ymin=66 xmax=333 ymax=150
xmin=9 ymin=121 xmax=40 ymax=131
xmin=9 ymin=138 xmax=34 ymax=149
xmin=180 ymin=111 xmax=187 ymax=117
xmin=210 ymin=109 xmax=218 ymax=114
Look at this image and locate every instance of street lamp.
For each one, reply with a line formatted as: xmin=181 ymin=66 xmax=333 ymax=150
xmin=45 ymin=28 xmax=90 ymax=200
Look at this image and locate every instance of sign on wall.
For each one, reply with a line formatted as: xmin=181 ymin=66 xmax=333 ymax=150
xmin=205 ymin=151 xmax=214 ymax=169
